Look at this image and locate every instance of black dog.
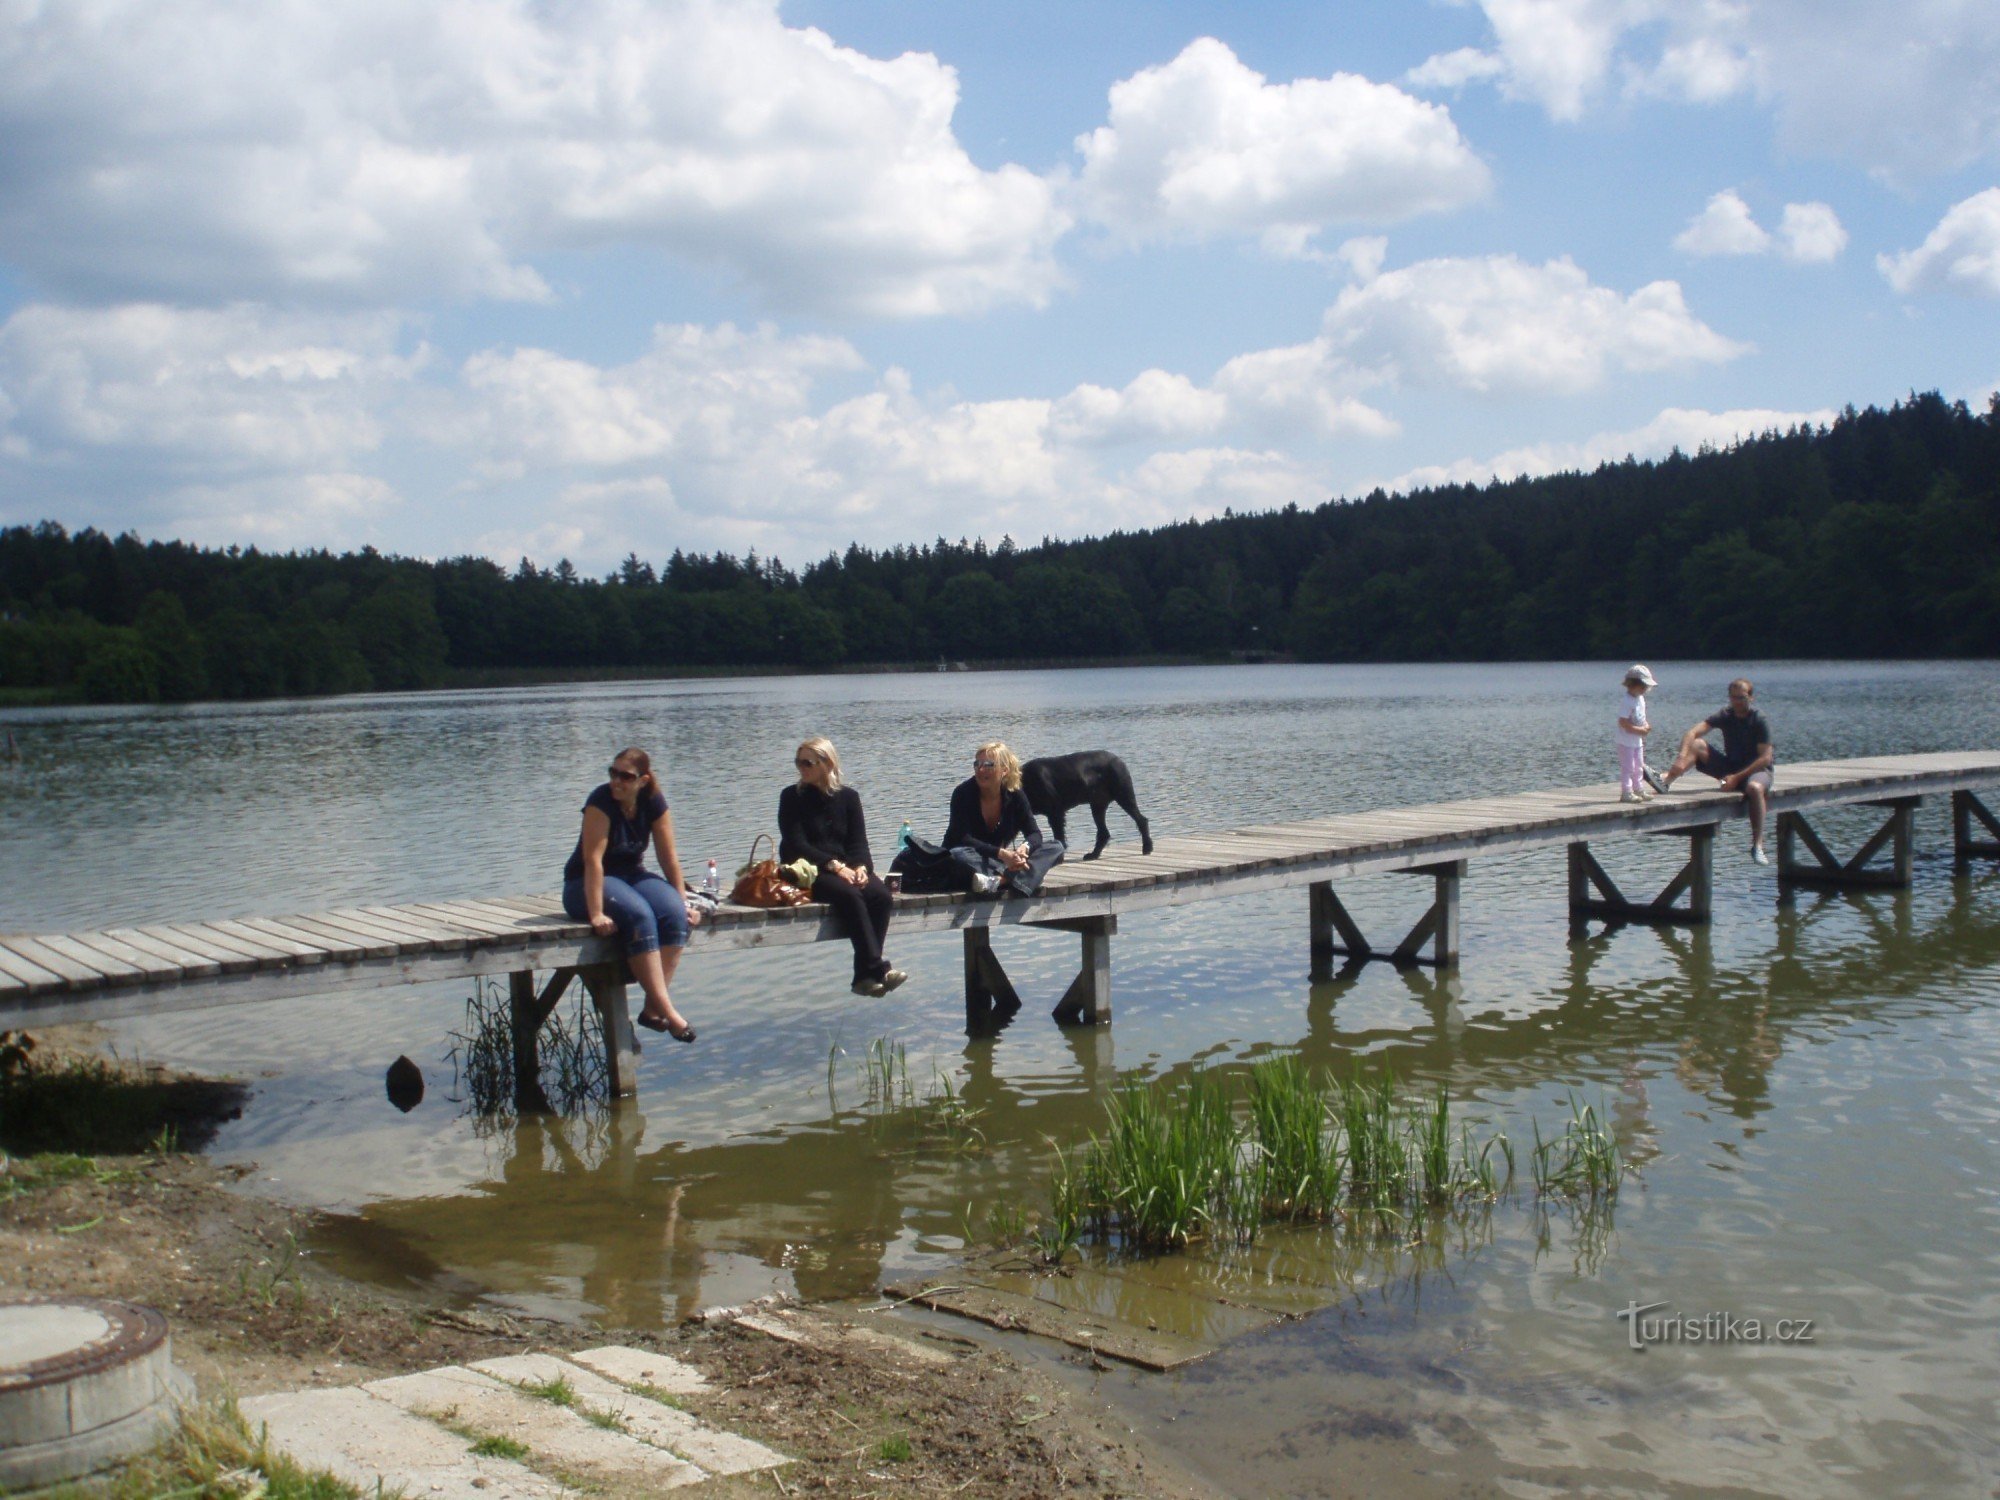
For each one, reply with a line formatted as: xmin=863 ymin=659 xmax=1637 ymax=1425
xmin=1020 ymin=751 xmax=1154 ymax=861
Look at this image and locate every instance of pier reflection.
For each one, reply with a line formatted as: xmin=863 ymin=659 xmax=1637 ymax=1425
xmin=322 ymin=870 xmax=2000 ymax=1327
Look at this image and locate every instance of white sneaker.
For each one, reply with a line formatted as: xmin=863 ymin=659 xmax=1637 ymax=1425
xmin=1751 ymin=843 xmax=1769 ymax=865
xmin=969 ymin=873 xmax=1002 ymax=896
xmin=1621 ymin=790 xmax=1641 ymax=803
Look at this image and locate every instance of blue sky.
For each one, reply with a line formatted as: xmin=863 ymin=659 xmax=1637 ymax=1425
xmin=1 ymin=0 xmax=1997 ymax=573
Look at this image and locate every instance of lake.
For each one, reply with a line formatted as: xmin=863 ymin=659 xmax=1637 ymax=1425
xmin=5 ymin=659 xmax=2000 ymax=1496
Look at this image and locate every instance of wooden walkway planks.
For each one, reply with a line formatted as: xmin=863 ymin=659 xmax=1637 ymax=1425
xmin=6 ymin=751 xmax=2000 ymax=1025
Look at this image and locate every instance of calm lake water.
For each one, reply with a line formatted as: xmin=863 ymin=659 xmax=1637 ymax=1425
xmin=6 ymin=660 xmax=2000 ymax=1497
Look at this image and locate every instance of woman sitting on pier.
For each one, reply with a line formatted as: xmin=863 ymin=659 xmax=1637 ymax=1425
xmin=562 ymin=747 xmax=699 ymax=1041
xmin=779 ymin=737 xmax=907 ymax=998
xmin=943 ymin=741 xmax=1064 ymax=897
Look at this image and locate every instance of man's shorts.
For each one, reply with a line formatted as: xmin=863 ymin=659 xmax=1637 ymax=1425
xmin=1698 ymin=756 xmax=1772 ymax=792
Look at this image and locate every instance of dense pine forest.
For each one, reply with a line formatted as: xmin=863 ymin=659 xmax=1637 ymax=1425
xmin=4 ymin=391 xmax=1997 ymax=704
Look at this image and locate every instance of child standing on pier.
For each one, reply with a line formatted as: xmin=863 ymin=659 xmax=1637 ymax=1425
xmin=1617 ymin=665 xmax=1657 ymax=803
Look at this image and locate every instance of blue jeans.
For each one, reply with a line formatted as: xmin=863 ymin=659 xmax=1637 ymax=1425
xmin=563 ymin=873 xmax=688 ymax=956
xmin=950 ymin=839 xmax=1065 ymax=896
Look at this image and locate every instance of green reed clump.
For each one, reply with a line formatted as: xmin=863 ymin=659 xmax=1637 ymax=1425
xmin=446 ymin=977 xmax=606 ymax=1118
xmin=1245 ymin=1055 xmax=1343 ymax=1222
xmin=1531 ymin=1094 xmax=1624 ymax=1200
xmin=1043 ymin=1061 xmax=1560 ymax=1257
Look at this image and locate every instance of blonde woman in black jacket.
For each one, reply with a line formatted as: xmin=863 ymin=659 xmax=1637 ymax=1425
xmin=779 ymin=736 xmax=907 ymax=997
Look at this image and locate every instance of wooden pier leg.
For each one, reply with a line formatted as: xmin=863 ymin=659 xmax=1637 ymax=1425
xmin=1890 ymin=797 xmax=1915 ymax=886
xmin=1954 ymin=790 xmax=2000 ymax=863
xmin=580 ymin=962 xmax=640 ymax=1098
xmin=1684 ymin=825 xmax=1714 ymax=923
xmin=1778 ymin=798 xmax=1919 ymax=889
xmin=1569 ymin=831 xmax=1711 ymax=925
xmin=1309 ymin=880 xmax=1337 ymax=977
xmin=1310 ymin=882 xmax=1373 ymax=963
xmin=1391 ymin=861 xmax=1463 ymax=967
xmin=1042 ymin=915 xmax=1116 ymax=1026
xmin=962 ymin=927 xmax=1021 ymax=1033
xmin=509 ymin=971 xmax=543 ymax=1110
xmin=508 ymin=967 xmax=575 ymax=1111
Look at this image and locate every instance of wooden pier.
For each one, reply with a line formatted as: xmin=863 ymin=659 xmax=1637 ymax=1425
xmin=4 ymin=752 xmax=1998 ymax=1099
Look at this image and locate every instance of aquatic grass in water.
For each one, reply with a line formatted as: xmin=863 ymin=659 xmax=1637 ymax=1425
xmin=1531 ymin=1093 xmax=1624 ymax=1200
xmin=1042 ymin=1061 xmax=1604 ymax=1256
xmin=446 ymin=977 xmax=606 ymax=1118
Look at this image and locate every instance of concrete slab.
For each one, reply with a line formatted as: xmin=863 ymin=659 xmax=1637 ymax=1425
xmin=472 ymin=1353 xmax=788 ymax=1477
xmin=364 ymin=1365 xmax=705 ymax=1490
xmin=239 ymin=1387 xmax=569 ymax=1500
xmin=565 ymin=1345 xmax=710 ymax=1394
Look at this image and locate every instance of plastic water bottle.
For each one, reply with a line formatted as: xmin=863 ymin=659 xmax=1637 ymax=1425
xmin=896 ymin=820 xmax=912 ymax=852
xmin=704 ymin=858 xmax=719 ymax=896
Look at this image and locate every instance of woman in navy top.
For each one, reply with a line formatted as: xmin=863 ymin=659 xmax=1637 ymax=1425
xmin=561 ymin=746 xmax=698 ymax=1041
xmin=942 ymin=740 xmax=1065 ymax=896
xmin=778 ymin=736 xmax=906 ymax=997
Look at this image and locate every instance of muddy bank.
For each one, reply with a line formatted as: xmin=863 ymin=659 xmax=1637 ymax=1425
xmin=0 ymin=1031 xmax=1218 ymax=1498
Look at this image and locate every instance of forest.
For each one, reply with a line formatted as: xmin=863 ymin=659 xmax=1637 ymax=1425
xmin=3 ymin=391 xmax=1997 ymax=704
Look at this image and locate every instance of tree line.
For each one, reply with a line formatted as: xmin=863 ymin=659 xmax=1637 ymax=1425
xmin=4 ymin=391 xmax=1997 ymax=705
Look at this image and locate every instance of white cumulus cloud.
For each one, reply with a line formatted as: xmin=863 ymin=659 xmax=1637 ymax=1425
xmin=1675 ymin=191 xmax=1772 ymax=257
xmin=1879 ymin=189 xmax=2000 ymax=296
xmin=1675 ymin=191 xmax=1845 ymax=263
xmin=1410 ymin=0 xmax=2000 ymax=177
xmin=0 ymin=0 xmax=1068 ymax=317
xmin=1778 ymin=202 xmax=1847 ymax=263
xmin=1319 ymin=255 xmax=1748 ymax=396
xmin=1074 ymin=38 xmax=1489 ymax=243
xmin=0 ymin=303 xmax=420 ymax=467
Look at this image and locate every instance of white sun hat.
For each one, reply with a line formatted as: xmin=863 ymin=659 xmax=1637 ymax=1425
xmin=1625 ymin=664 xmax=1657 ymax=687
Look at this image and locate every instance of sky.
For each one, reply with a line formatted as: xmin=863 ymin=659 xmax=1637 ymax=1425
xmin=2 ymin=0 xmax=1998 ymax=575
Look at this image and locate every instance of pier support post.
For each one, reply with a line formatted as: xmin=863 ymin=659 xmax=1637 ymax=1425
xmin=1568 ymin=826 xmax=1714 ymax=925
xmin=962 ymin=926 xmax=1022 ymax=1035
xmin=1953 ymin=790 xmax=2000 ymax=863
xmin=1308 ymin=862 xmax=1462 ymax=970
xmin=507 ymin=966 xmax=576 ymax=1111
xmin=1777 ymin=797 xmax=1917 ymax=889
xmin=579 ymin=961 xmax=640 ymax=1098
xmin=963 ymin=915 xmax=1117 ymax=1029
xmin=1042 ymin=915 xmax=1116 ymax=1027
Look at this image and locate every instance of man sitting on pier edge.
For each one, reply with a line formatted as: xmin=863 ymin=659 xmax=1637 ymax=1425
xmin=1649 ymin=678 xmax=1776 ymax=864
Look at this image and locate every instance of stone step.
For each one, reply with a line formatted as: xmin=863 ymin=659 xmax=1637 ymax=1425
xmin=238 ymin=1387 xmax=569 ymax=1500
xmin=472 ymin=1353 xmax=786 ymax=1476
xmin=364 ymin=1365 xmax=708 ymax=1491
xmin=242 ymin=1344 xmax=789 ymax=1497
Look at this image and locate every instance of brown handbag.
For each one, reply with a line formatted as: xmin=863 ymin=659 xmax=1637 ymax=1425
xmin=729 ymin=834 xmax=813 ymax=908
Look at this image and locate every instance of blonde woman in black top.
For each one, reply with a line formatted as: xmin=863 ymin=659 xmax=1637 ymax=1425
xmin=942 ymin=740 xmax=1065 ymax=896
xmin=778 ymin=737 xmax=907 ymax=997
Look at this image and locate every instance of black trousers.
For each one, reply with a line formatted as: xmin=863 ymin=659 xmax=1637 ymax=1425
xmin=812 ymin=868 xmax=893 ymax=979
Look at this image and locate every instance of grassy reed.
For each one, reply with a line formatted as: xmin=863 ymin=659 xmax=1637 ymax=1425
xmin=1041 ymin=1060 xmax=1622 ymax=1255
xmin=446 ymin=977 xmax=606 ymax=1117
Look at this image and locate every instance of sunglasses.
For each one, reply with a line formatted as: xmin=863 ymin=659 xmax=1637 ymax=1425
xmin=795 ymin=757 xmax=819 ymax=769
xmin=608 ymin=765 xmax=641 ymax=782
xmin=973 ymin=759 xmax=997 ymax=770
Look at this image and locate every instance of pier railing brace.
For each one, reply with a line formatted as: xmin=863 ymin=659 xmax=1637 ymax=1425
xmin=1953 ymin=790 xmax=2000 ymax=863
xmin=960 ymin=914 xmax=1117 ymax=1030
xmin=1309 ymin=861 xmax=1464 ymax=972
xmin=1567 ymin=826 xmax=1714 ymax=926
xmin=1777 ymin=796 xmax=1917 ymax=889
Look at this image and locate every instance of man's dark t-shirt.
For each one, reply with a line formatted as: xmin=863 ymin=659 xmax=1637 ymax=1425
xmin=563 ymin=784 xmax=668 ymax=882
xmin=1702 ymin=708 xmax=1774 ymax=775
